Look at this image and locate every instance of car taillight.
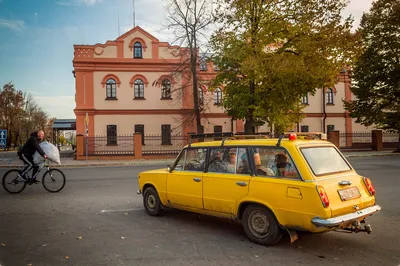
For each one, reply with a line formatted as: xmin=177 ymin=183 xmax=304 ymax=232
xmin=363 ymin=177 xmax=375 ymax=196
xmin=316 ymin=185 xmax=329 ymax=208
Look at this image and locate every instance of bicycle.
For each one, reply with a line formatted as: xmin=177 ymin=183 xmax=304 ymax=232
xmin=2 ymin=158 xmax=66 ymax=194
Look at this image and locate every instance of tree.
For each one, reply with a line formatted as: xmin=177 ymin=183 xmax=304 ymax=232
xmin=211 ymin=0 xmax=361 ymax=133
xmin=0 ymin=82 xmax=50 ymax=149
xmin=0 ymin=83 xmax=25 ymax=148
xmin=344 ymin=0 xmax=400 ymax=152
xmin=163 ymin=0 xmax=214 ymax=134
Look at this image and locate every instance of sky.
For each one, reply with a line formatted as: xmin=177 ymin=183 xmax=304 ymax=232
xmin=0 ymin=0 xmax=374 ymax=119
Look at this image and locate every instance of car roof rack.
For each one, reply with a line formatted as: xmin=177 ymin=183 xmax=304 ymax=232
xmin=275 ymin=131 xmax=328 ymax=147
xmin=188 ymin=132 xmax=273 ymax=147
xmin=188 ymin=132 xmax=234 ymax=147
xmin=284 ymin=132 xmax=327 ymax=140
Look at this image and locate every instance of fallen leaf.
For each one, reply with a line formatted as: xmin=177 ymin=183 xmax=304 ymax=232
xmin=121 ymin=237 xmax=126 ymax=240
xmin=28 ymin=264 xmax=33 ymax=266
xmin=76 ymin=236 xmax=83 ymax=240
xmin=42 ymin=244 xmax=48 ymax=247
xmin=1 ymin=243 xmax=6 ymax=247
xmin=65 ymin=256 xmax=69 ymax=259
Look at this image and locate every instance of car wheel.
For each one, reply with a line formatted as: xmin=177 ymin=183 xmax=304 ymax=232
xmin=143 ymin=187 xmax=162 ymax=216
xmin=242 ymin=204 xmax=283 ymax=246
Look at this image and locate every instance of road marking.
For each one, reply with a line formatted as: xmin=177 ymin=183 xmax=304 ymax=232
xmin=100 ymin=208 xmax=137 ymax=213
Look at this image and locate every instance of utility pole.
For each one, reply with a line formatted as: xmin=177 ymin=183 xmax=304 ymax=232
xmin=133 ymin=0 xmax=135 ymax=27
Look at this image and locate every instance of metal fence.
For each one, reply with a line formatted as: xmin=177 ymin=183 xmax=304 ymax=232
xmin=86 ymin=135 xmax=134 ymax=156
xmin=340 ymin=132 xmax=372 ymax=149
xmin=383 ymin=132 xmax=400 ymax=142
xmin=143 ymin=134 xmax=188 ymax=156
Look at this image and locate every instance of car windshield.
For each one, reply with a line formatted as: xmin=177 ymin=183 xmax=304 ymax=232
xmin=300 ymin=146 xmax=352 ymax=177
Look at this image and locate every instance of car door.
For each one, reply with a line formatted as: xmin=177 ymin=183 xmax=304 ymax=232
xmin=202 ymin=147 xmax=251 ymax=214
xmin=248 ymin=146 xmax=312 ymax=227
xmin=166 ymin=147 xmax=207 ymax=210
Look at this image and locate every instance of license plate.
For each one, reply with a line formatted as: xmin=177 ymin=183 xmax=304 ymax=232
xmin=338 ymin=187 xmax=361 ymax=201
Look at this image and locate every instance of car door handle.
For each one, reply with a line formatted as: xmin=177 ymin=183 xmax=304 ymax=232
xmin=236 ymin=182 xmax=247 ymax=187
xmin=338 ymin=180 xmax=352 ymax=186
xmin=193 ymin=177 xmax=201 ymax=182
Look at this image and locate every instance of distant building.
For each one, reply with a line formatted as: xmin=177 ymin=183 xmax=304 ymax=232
xmin=72 ymin=26 xmax=373 ymax=140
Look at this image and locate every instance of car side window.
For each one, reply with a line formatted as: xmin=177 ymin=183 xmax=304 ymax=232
xmin=208 ymin=148 xmax=237 ymax=173
xmin=236 ymin=148 xmax=251 ymax=175
xmin=251 ymin=147 xmax=300 ymax=179
xmin=174 ymin=148 xmax=207 ymax=172
xmin=174 ymin=149 xmax=186 ymax=171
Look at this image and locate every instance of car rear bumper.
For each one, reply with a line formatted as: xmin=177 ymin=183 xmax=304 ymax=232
xmin=311 ymin=205 xmax=381 ymax=227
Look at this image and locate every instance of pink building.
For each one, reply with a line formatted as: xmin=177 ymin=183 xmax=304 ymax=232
xmin=73 ymin=26 xmax=373 ymax=141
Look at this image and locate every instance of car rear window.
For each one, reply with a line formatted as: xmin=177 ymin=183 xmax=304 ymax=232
xmin=300 ymin=146 xmax=352 ymax=177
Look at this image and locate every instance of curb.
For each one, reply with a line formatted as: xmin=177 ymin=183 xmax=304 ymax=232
xmin=0 ymin=161 xmax=175 ymax=169
xmin=1 ymin=153 xmax=399 ymax=169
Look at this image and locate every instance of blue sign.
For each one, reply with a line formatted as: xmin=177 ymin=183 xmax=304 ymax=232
xmin=0 ymin=129 xmax=7 ymax=148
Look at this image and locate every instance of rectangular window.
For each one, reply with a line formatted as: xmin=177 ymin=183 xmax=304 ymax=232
xmin=327 ymin=125 xmax=335 ymax=132
xmin=134 ymin=124 xmax=145 ymax=145
xmin=214 ymin=125 xmax=223 ymax=140
xmin=173 ymin=148 xmax=207 ymax=172
xmin=301 ymin=125 xmax=309 ymax=132
xmin=249 ymin=147 xmax=300 ymax=179
xmin=200 ymin=62 xmax=207 ymax=71
xmin=301 ymin=93 xmax=308 ymax=104
xmin=107 ymin=125 xmax=117 ymax=145
xmin=301 ymin=147 xmax=351 ymax=178
xmin=161 ymin=125 xmax=172 ymax=145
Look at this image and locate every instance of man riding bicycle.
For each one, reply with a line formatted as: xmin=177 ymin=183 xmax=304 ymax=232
xmin=18 ymin=130 xmax=48 ymax=183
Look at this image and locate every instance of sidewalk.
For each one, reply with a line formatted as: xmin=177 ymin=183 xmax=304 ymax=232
xmin=0 ymin=150 xmax=399 ymax=168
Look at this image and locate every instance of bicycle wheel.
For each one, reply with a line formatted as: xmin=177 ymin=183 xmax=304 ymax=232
xmin=2 ymin=169 xmax=27 ymax=194
xmin=42 ymin=169 xmax=66 ymax=193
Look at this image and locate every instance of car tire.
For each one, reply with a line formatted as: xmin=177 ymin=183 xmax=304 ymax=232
xmin=242 ymin=204 xmax=283 ymax=246
xmin=143 ymin=187 xmax=162 ymax=216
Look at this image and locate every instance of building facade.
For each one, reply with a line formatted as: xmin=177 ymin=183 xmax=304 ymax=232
xmin=73 ymin=26 xmax=373 ymax=140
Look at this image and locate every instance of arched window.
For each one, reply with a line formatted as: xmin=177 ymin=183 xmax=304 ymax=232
xmin=326 ymin=88 xmax=334 ymax=104
xmin=134 ymin=42 xmax=142 ymax=58
xmin=106 ymin=78 xmax=117 ymax=99
xmin=198 ymin=87 xmax=204 ymax=105
xmin=214 ymin=88 xmax=222 ymax=105
xmin=134 ymin=79 xmax=144 ymax=98
xmin=161 ymin=79 xmax=171 ymax=99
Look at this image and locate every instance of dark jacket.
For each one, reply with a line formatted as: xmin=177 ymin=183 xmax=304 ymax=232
xmin=21 ymin=132 xmax=46 ymax=157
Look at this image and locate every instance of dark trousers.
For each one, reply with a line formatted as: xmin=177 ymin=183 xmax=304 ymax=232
xmin=20 ymin=153 xmax=39 ymax=179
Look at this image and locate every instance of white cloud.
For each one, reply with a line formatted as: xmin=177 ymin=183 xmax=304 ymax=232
xmin=79 ymin=0 xmax=102 ymax=6
xmin=34 ymin=96 xmax=75 ymax=119
xmin=0 ymin=19 xmax=25 ymax=31
xmin=34 ymin=12 xmax=38 ymax=16
xmin=56 ymin=1 xmax=76 ymax=6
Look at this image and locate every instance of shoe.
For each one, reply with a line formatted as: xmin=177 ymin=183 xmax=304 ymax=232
xmin=18 ymin=174 xmax=27 ymax=181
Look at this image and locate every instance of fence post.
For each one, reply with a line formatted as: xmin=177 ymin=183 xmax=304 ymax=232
xmin=134 ymin=133 xmax=142 ymax=159
xmin=76 ymin=134 xmax=84 ymax=158
xmin=372 ymin=130 xmax=383 ymax=151
xmin=328 ymin=130 xmax=340 ymax=148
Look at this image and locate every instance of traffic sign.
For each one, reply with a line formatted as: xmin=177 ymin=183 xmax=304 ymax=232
xmin=0 ymin=129 xmax=7 ymax=148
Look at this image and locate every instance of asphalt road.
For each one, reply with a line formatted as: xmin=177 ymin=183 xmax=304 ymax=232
xmin=0 ymin=157 xmax=399 ymax=266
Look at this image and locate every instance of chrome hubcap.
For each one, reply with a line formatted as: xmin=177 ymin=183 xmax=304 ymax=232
xmin=147 ymin=195 xmax=156 ymax=209
xmin=249 ymin=211 xmax=270 ymax=238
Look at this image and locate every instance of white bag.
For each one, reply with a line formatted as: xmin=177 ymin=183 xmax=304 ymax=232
xmin=33 ymin=141 xmax=61 ymax=165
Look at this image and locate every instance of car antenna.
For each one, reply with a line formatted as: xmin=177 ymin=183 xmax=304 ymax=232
xmin=276 ymin=132 xmax=284 ymax=147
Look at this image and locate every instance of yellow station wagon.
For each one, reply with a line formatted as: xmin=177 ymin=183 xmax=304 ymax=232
xmin=137 ymin=132 xmax=381 ymax=246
